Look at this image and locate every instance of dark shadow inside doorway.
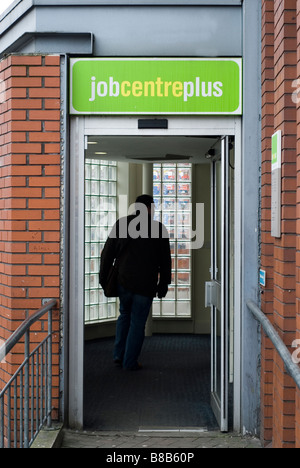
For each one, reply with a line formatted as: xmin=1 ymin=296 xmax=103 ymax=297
xmin=83 ymin=334 xmax=218 ymax=431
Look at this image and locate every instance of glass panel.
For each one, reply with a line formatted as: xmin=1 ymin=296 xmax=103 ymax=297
xmin=153 ymin=163 xmax=192 ymax=318
xmin=163 ymin=198 xmax=176 ymax=211
xmin=162 ymin=301 xmax=176 ymax=316
xmin=153 ymin=167 xmax=161 ymax=181
xmin=170 ymin=241 xmax=176 ymax=256
xmin=177 ymin=183 xmax=191 ymax=197
xmin=167 ymin=286 xmax=176 ymax=300
xmin=153 ymin=183 xmax=161 ymax=197
xmin=177 ymin=302 xmax=191 ymax=316
xmin=177 ymin=287 xmax=190 ymax=300
xmin=163 ymin=168 xmax=176 ymax=180
xmin=216 ymin=308 xmax=222 ymax=400
xmin=163 ymin=183 xmax=176 ymax=196
xmin=216 ymin=161 xmax=222 ymax=283
xmin=84 ymin=155 xmax=118 ymax=324
xmin=177 ymin=241 xmax=190 ymax=256
xmin=211 ymin=140 xmax=231 ymax=432
xmin=177 ymin=272 xmax=190 ymax=285
xmin=177 ymin=257 xmax=190 ymax=270
xmin=178 ymin=166 xmax=191 ymax=181
xmin=152 ymin=302 xmax=161 ymax=317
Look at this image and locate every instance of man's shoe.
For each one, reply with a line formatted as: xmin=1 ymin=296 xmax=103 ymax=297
xmin=124 ymin=363 xmax=142 ymax=371
xmin=113 ymin=359 xmax=122 ymax=367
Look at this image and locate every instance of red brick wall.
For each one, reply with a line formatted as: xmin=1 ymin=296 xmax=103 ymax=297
xmin=273 ymin=0 xmax=297 ymax=449
xmin=0 ymin=55 xmax=61 ymax=417
xmin=261 ymin=0 xmax=300 ymax=448
xmin=261 ymin=0 xmax=275 ymax=445
xmin=296 ymin=0 xmax=300 ymax=449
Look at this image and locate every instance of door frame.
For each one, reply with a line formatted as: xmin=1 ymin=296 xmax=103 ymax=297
xmin=209 ymin=136 xmax=231 ymax=432
xmin=68 ymin=115 xmax=242 ymax=431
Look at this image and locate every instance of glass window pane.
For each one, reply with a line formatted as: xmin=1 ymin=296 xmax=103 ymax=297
xmin=178 ymin=183 xmax=191 ymax=197
xmin=178 ymin=198 xmax=191 ymax=211
xmin=177 ymin=212 xmax=191 ymax=226
xmin=154 ymin=198 xmax=161 ymax=210
xmin=178 ymin=287 xmax=190 ymax=300
xmin=163 ymin=198 xmax=176 ymax=211
xmin=178 ymin=242 xmax=191 ymax=256
xmin=85 ymin=180 xmax=91 ymax=195
xmin=169 ymin=241 xmax=176 ymax=256
xmin=108 ymin=166 xmax=116 ymax=180
xmin=162 ymin=302 xmax=176 ymax=316
xmin=100 ymin=181 xmax=108 ymax=195
xmin=163 ymin=168 xmax=176 ymax=180
xmin=153 ymin=168 xmax=161 ymax=181
xmin=178 ymin=167 xmax=191 ymax=181
xmin=109 ymin=181 xmax=116 ymax=195
xmin=177 ymin=257 xmax=190 ymax=271
xmin=167 ymin=286 xmax=176 ymax=300
xmin=178 ymin=226 xmax=191 ymax=240
xmin=153 ymin=163 xmax=192 ymax=318
xmin=153 ymin=183 xmax=161 ymax=196
xmin=100 ymin=165 xmax=108 ymax=179
xmin=177 ymin=302 xmax=191 ymax=316
xmin=163 ymin=183 xmax=176 ymax=196
xmin=85 ymin=155 xmax=118 ymax=324
xmin=178 ymin=272 xmax=190 ymax=286
xmin=152 ymin=302 xmax=161 ymax=317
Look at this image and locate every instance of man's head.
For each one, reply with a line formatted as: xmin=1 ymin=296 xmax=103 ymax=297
xmin=135 ymin=194 xmax=155 ymax=217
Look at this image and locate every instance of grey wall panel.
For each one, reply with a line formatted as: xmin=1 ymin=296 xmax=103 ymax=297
xmin=35 ymin=6 xmax=242 ymax=57
xmin=240 ymin=0 xmax=261 ymax=436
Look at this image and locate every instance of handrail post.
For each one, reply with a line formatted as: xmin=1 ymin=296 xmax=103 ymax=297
xmin=24 ymin=329 xmax=30 ymax=448
xmin=47 ymin=308 xmax=52 ymax=428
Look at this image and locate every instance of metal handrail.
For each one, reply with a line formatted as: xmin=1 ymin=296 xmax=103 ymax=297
xmin=247 ymin=300 xmax=300 ymax=390
xmin=0 ymin=299 xmax=57 ymax=363
xmin=0 ymin=299 xmax=57 ymax=448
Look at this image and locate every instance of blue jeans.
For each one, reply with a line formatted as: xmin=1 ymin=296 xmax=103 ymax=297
xmin=114 ymin=284 xmax=153 ymax=370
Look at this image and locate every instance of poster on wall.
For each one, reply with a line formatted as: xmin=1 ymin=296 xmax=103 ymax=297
xmin=271 ymin=130 xmax=282 ymax=238
xmin=70 ymin=58 xmax=242 ymax=115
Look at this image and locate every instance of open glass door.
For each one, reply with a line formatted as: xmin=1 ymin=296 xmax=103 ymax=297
xmin=206 ymin=136 xmax=230 ymax=432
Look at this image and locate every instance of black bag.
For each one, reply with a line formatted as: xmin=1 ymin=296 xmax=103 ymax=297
xmin=103 ymin=261 xmax=119 ymax=298
xmin=102 ymin=241 xmax=130 ymax=298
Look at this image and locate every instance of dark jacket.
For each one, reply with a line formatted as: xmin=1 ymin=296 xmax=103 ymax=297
xmin=99 ymin=214 xmax=172 ymax=298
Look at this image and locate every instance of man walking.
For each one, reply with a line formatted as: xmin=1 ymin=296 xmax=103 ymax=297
xmin=99 ymin=194 xmax=172 ymax=370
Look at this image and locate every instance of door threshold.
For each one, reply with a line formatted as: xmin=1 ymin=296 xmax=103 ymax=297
xmin=138 ymin=427 xmax=208 ymax=434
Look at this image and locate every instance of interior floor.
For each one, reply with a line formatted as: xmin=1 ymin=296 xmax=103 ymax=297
xmin=83 ymin=334 xmax=218 ymax=431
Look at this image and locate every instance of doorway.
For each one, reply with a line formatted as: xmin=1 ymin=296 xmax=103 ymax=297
xmin=83 ymin=136 xmax=212 ymax=336
xmin=69 ymin=116 xmax=242 ymax=432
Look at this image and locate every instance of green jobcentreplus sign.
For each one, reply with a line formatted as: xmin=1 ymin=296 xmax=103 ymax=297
xmin=70 ymin=58 xmax=242 ymax=115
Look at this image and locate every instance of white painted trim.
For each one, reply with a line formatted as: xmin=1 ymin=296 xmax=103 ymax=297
xmin=68 ymin=115 xmax=242 ymax=431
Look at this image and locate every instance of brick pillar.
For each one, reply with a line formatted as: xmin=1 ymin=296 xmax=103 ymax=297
xmin=0 ymin=55 xmax=61 ymax=417
xmin=261 ymin=0 xmax=275 ymax=446
xmin=272 ymin=0 xmax=297 ymax=449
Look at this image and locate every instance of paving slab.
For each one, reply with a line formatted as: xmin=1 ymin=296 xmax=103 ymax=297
xmin=60 ymin=429 xmax=262 ymax=449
